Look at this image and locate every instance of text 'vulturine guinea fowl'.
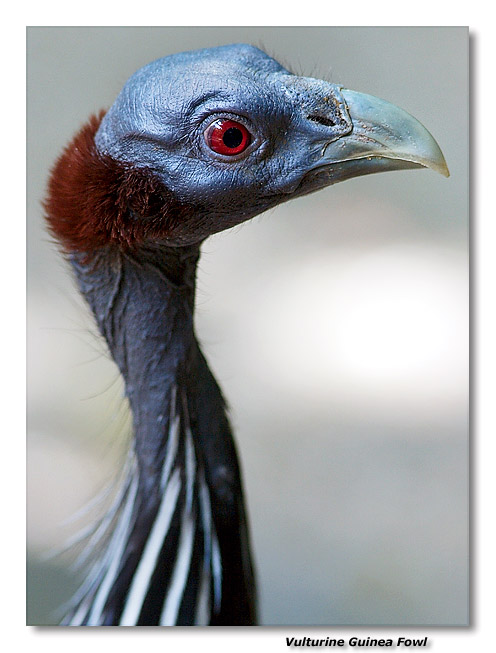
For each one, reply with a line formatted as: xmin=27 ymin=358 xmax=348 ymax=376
xmin=45 ymin=44 xmax=449 ymax=626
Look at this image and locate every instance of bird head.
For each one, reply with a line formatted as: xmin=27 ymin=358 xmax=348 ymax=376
xmin=48 ymin=44 xmax=449 ymax=251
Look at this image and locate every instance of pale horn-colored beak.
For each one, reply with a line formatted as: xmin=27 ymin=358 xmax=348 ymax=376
xmin=320 ymin=89 xmax=449 ymax=179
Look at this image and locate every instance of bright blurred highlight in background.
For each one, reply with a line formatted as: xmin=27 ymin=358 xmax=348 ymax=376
xmin=258 ymin=245 xmax=467 ymax=409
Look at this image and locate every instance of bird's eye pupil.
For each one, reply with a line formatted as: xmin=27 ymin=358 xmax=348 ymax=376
xmin=223 ymin=127 xmax=243 ymax=149
xmin=205 ymin=119 xmax=252 ymax=156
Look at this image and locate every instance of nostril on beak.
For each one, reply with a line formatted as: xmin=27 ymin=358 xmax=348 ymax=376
xmin=307 ymin=114 xmax=336 ymax=127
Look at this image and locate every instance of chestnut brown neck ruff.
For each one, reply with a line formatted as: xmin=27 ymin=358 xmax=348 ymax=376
xmin=45 ymin=112 xmax=196 ymax=255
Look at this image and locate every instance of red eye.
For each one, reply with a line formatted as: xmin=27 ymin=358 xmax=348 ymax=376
xmin=205 ymin=119 xmax=252 ymax=156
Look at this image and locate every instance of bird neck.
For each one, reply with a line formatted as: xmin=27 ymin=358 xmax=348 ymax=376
xmin=72 ymin=243 xmax=200 ymax=476
xmin=68 ymin=242 xmax=256 ymax=625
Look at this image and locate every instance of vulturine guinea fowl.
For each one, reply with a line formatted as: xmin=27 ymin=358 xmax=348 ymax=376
xmin=45 ymin=43 xmax=448 ymax=626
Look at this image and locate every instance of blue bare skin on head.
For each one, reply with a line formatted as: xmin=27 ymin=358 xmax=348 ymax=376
xmin=94 ymin=44 xmax=447 ymax=247
xmin=94 ymin=45 xmax=351 ymax=244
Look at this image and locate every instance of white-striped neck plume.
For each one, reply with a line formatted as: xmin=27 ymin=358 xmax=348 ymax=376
xmin=62 ymin=244 xmax=256 ymax=626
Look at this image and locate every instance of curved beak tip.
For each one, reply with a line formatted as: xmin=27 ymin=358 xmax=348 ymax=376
xmin=415 ymin=133 xmax=450 ymax=178
xmin=339 ymin=89 xmax=450 ymax=181
xmin=434 ymin=156 xmax=450 ymax=178
xmin=415 ymin=145 xmax=450 ymax=178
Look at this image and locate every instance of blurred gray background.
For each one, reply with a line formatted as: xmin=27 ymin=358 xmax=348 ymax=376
xmin=27 ymin=27 xmax=468 ymax=626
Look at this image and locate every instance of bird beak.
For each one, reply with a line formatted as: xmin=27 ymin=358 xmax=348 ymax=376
xmin=314 ymin=88 xmax=449 ymax=183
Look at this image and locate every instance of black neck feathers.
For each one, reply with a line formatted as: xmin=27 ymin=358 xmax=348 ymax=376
xmin=65 ymin=243 xmax=256 ymax=625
